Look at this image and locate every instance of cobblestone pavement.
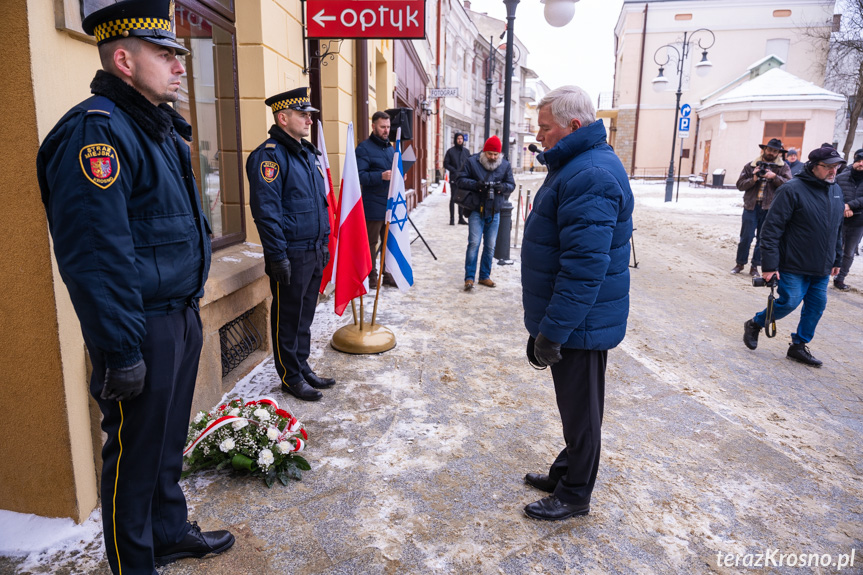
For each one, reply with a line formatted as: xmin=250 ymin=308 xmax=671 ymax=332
xmin=4 ymin=177 xmax=862 ymax=575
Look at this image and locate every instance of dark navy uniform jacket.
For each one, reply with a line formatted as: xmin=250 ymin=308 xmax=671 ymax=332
xmin=247 ymin=126 xmax=330 ymax=261
xmin=356 ymin=134 xmax=395 ymax=221
xmin=36 ymin=73 xmax=211 ymax=370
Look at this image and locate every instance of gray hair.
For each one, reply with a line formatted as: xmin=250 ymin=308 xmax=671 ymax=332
xmin=537 ymin=86 xmax=595 ymax=128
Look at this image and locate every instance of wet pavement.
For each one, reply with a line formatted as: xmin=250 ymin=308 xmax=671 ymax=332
xmin=4 ymin=177 xmax=862 ymax=575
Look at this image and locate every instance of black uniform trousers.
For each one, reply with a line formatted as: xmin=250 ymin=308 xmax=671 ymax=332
xmin=270 ymin=247 xmax=324 ymax=386
xmin=86 ymin=305 xmax=202 ymax=575
xmin=546 ymin=348 xmax=607 ymax=506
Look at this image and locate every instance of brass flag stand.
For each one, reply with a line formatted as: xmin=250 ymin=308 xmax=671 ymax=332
xmin=330 ymin=227 xmax=396 ymax=354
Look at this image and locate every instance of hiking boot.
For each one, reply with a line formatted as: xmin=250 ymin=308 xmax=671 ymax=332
xmin=786 ymin=343 xmax=822 ymax=367
xmin=464 ymin=280 xmax=474 ymax=291
xmin=743 ymin=319 xmax=761 ymax=350
xmin=749 ymin=265 xmax=760 ymax=278
xmin=478 ymin=278 xmax=496 ymax=287
xmin=458 ymin=219 xmax=468 ymax=225
xmin=730 ymin=264 xmax=745 ymax=274
xmin=834 ymin=279 xmax=851 ymax=291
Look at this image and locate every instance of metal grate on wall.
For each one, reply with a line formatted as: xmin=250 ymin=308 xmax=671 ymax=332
xmin=219 ymin=309 xmax=262 ymax=377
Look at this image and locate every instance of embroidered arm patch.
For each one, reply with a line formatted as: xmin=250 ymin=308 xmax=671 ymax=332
xmin=261 ymin=160 xmax=279 ymax=183
xmin=79 ymin=143 xmax=120 ymax=189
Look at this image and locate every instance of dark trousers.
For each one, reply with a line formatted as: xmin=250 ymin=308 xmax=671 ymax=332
xmin=837 ymin=223 xmax=863 ymax=282
xmin=546 ymin=348 xmax=608 ymax=506
xmin=367 ymin=220 xmax=386 ymax=276
xmin=449 ymin=190 xmax=465 ymax=223
xmin=736 ymin=205 xmax=768 ymax=266
xmin=270 ymin=248 xmax=323 ymax=386
xmin=87 ymin=306 xmax=202 ymax=575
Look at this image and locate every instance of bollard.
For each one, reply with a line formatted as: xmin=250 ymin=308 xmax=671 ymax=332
xmin=495 ymin=200 xmax=514 ymax=264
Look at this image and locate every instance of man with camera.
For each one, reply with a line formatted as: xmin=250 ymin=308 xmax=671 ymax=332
xmin=833 ymin=148 xmax=863 ymax=291
xmin=456 ymin=135 xmax=515 ymax=290
xmin=733 ymin=138 xmax=792 ymax=277
xmin=742 ymin=146 xmax=845 ymax=367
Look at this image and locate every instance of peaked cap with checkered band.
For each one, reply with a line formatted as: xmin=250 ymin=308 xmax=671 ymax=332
xmin=82 ymin=0 xmax=189 ymax=55
xmin=265 ymin=88 xmax=319 ymax=113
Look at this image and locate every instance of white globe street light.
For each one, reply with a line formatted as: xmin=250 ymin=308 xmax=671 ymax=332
xmin=540 ymin=0 xmax=579 ymax=28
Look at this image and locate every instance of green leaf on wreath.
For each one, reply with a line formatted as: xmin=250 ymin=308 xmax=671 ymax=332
xmin=265 ymin=474 xmax=275 ymax=488
xmin=216 ymin=460 xmax=232 ymax=471
xmin=293 ymin=456 xmax=311 ymax=471
xmin=278 ymin=472 xmax=289 ymax=486
xmin=287 ymin=465 xmax=302 ymax=481
xmin=232 ymin=454 xmax=255 ymax=471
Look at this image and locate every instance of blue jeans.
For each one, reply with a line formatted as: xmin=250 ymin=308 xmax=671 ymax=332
xmin=753 ymin=272 xmax=829 ymax=344
xmin=465 ymin=211 xmax=500 ymax=281
xmin=736 ymin=205 xmax=767 ymax=266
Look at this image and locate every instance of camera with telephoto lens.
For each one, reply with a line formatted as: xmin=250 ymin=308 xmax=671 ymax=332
xmin=756 ymin=161 xmax=778 ymax=178
xmin=481 ymin=181 xmax=500 ymax=201
xmin=752 ymin=275 xmax=778 ymax=288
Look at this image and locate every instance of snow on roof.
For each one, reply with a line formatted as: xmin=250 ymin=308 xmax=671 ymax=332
xmin=700 ymin=68 xmax=844 ymax=110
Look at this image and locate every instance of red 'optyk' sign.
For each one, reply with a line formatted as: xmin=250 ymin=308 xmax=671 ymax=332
xmin=306 ymin=0 xmax=426 ymax=39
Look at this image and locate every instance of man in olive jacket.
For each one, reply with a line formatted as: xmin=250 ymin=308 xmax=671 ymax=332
xmin=743 ymin=146 xmax=845 ymax=367
xmin=733 ymin=138 xmax=792 ymax=277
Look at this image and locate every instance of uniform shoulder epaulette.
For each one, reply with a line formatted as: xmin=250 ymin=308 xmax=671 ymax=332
xmin=265 ymin=140 xmax=277 ymax=149
xmin=86 ymin=96 xmax=116 ymax=118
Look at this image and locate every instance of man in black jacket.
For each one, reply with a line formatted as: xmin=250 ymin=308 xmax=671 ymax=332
xmin=356 ymin=111 xmax=396 ymax=284
xmin=786 ymin=148 xmax=804 ymax=177
xmin=743 ymin=146 xmax=845 ymax=367
xmin=36 ymin=1 xmax=232 ymax=572
xmin=457 ymin=135 xmax=515 ymax=290
xmin=833 ymin=148 xmax=863 ymax=291
xmin=444 ymin=132 xmax=470 ymax=225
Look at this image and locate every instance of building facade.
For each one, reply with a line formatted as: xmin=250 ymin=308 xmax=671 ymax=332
xmin=604 ymin=0 xmax=837 ymax=179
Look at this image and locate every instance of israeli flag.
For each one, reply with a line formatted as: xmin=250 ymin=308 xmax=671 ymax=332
xmin=384 ymin=128 xmax=414 ymax=291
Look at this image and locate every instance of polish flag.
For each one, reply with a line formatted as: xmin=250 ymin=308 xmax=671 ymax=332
xmin=332 ymin=122 xmax=372 ymax=316
xmin=318 ymin=120 xmax=338 ymax=293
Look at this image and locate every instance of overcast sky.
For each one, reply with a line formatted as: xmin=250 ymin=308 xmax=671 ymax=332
xmin=461 ymin=0 xmax=625 ymax=104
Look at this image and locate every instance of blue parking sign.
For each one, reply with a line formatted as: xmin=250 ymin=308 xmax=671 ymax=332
xmin=679 ymin=117 xmax=690 ymax=131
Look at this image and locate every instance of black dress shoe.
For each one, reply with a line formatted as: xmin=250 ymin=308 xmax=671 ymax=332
xmin=524 ymin=473 xmax=557 ymax=493
xmin=303 ymin=371 xmax=336 ymax=389
xmin=154 ymin=521 xmax=235 ymax=566
xmin=524 ymin=495 xmax=590 ymax=521
xmin=282 ymin=380 xmax=323 ymax=401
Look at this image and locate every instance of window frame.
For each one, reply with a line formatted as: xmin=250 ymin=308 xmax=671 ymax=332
xmin=177 ymin=0 xmax=245 ymax=251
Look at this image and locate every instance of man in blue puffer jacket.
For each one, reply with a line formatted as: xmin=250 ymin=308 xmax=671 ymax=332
xmin=520 ymin=86 xmax=634 ymax=521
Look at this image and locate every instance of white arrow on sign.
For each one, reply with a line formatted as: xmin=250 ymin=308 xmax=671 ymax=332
xmin=313 ymin=9 xmax=336 ymax=27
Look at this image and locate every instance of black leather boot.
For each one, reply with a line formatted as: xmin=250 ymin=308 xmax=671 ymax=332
xmin=786 ymin=343 xmax=822 ymax=367
xmin=524 ymin=495 xmax=590 ymax=521
xmin=524 ymin=473 xmax=557 ymax=493
xmin=154 ymin=521 xmax=235 ymax=566
xmin=282 ymin=379 xmax=323 ymax=401
xmin=743 ymin=319 xmax=761 ymax=350
xmin=303 ymin=371 xmax=336 ymax=389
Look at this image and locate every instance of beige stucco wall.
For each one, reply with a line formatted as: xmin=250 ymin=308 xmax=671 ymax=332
xmin=613 ymin=1 xmax=834 ymax=174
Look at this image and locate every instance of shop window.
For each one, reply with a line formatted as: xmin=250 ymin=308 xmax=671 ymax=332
xmin=175 ymin=1 xmax=245 ymax=250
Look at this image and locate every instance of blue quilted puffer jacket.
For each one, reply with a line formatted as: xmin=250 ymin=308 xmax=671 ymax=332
xmin=521 ymin=120 xmax=634 ymax=350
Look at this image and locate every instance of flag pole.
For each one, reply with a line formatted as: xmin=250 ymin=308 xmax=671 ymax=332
xmin=359 ymin=295 xmax=364 ymax=330
xmin=350 ymin=299 xmax=358 ymax=325
xmin=371 ymin=222 xmax=391 ymax=327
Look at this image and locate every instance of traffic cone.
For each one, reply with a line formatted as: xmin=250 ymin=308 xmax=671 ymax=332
xmin=442 ymin=173 xmax=449 ymax=195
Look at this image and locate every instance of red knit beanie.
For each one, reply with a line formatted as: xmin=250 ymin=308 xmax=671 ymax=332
xmin=483 ymin=135 xmax=502 ymax=153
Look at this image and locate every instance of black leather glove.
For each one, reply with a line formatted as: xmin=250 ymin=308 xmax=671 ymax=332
xmin=533 ymin=333 xmax=562 ymax=367
xmin=102 ymin=359 xmax=147 ymax=401
xmin=269 ymin=258 xmax=291 ymax=285
xmin=322 ymin=246 xmax=330 ymax=268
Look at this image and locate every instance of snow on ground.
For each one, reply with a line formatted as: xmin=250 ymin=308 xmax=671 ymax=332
xmin=0 ymin=508 xmax=103 ymax=571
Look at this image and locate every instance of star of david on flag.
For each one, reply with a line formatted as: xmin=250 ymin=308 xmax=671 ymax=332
xmin=384 ymin=128 xmax=414 ymax=291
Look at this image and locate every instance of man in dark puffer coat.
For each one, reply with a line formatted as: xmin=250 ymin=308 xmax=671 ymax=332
xmin=356 ymin=111 xmax=396 ymax=284
xmin=833 ymin=148 xmax=863 ymax=291
xmin=444 ymin=132 xmax=470 ymax=225
xmin=520 ymin=86 xmax=634 ymax=521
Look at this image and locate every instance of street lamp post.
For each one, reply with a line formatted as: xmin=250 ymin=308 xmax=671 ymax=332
xmin=484 ymin=36 xmax=496 ymax=142
xmin=501 ymin=0 xmax=519 ymax=160
xmin=652 ymin=28 xmax=715 ymax=202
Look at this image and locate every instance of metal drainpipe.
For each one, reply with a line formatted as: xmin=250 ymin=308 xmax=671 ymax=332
xmin=435 ymin=0 xmax=444 ymax=181
xmin=356 ymin=40 xmax=370 ymax=142
xmin=631 ymin=2 xmax=648 ymax=176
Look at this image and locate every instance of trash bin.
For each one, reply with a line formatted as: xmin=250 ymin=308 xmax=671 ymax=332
xmin=495 ymin=202 xmax=514 ymax=264
xmin=712 ymin=168 xmax=726 ymax=187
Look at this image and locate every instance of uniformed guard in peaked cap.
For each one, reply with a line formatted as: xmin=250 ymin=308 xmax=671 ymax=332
xmin=265 ymin=87 xmax=319 ymax=113
xmin=82 ymin=0 xmax=189 ymax=55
